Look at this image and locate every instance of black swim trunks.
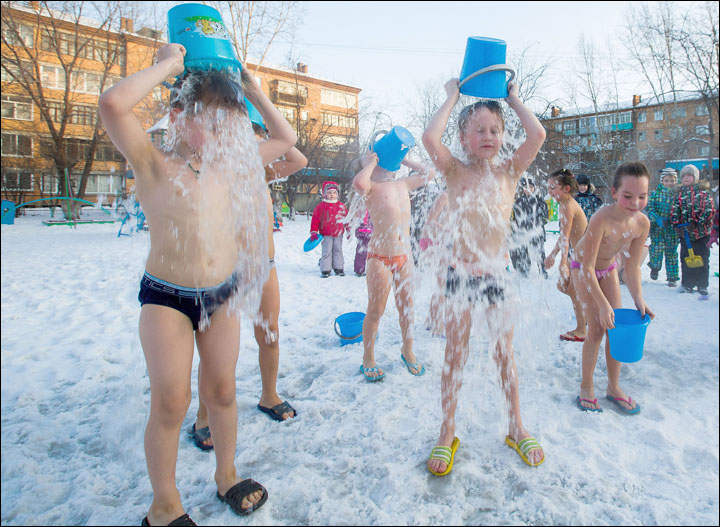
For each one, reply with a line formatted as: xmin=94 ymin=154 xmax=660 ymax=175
xmin=444 ymin=266 xmax=505 ymax=305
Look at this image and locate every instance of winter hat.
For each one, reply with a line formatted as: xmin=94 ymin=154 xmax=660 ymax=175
xmin=679 ymin=165 xmax=699 ymax=183
xmin=322 ymin=181 xmax=340 ymax=196
xmin=576 ymin=174 xmax=590 ymax=185
xmin=660 ymin=167 xmax=678 ymax=178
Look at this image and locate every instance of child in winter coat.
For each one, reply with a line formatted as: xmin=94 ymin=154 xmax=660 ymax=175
xmin=311 ymin=181 xmax=348 ymax=277
xmin=645 ymin=168 xmax=679 ymax=286
xmin=354 ymin=209 xmax=373 ymax=276
xmin=575 ymin=174 xmax=603 ymax=219
xmin=671 ymin=165 xmax=716 ymax=297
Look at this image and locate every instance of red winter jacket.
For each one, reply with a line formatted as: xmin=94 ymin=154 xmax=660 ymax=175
xmin=311 ymin=200 xmax=348 ymax=237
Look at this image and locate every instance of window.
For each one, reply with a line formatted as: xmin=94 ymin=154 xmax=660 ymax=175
xmin=637 ymin=111 xmax=646 ymax=123
xmin=2 ymin=23 xmax=34 ymax=47
xmin=654 ymin=129 xmax=663 ymax=140
xmin=698 ymin=146 xmax=710 ymax=157
xmin=672 ymin=107 xmax=686 ymax=119
xmin=670 ymin=126 xmax=683 ymax=139
xmin=85 ymin=174 xmax=122 ymax=194
xmin=321 ymin=135 xmax=351 ymax=151
xmin=70 ymin=104 xmax=98 ymax=126
xmin=2 ymin=60 xmax=34 ymax=82
xmin=40 ymin=173 xmax=59 ymax=194
xmin=637 ymin=131 xmax=646 ymax=142
xmin=562 ymin=120 xmax=577 ymax=131
xmin=321 ymin=112 xmax=357 ymax=129
xmin=301 ymin=110 xmax=308 ymax=121
xmin=321 ymin=89 xmax=355 ymax=109
xmin=273 ymin=81 xmax=307 ymax=105
xmin=95 ymin=143 xmax=124 ymax=162
xmin=41 ymin=64 xmax=66 ymax=90
xmin=696 ymin=104 xmax=709 ymax=116
xmin=695 ymin=125 xmax=710 ymax=135
xmin=653 ymin=109 xmax=663 ymax=121
xmin=1 ymin=133 xmax=32 ymax=156
xmin=554 ymin=123 xmax=561 ymax=132
xmin=1 ymin=172 xmax=33 ymax=191
xmin=278 ymin=106 xmax=295 ymax=121
xmin=1 ymin=95 xmax=33 ymax=120
xmin=71 ymin=71 xmax=103 ymax=94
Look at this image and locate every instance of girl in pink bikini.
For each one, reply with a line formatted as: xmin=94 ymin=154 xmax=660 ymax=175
xmin=570 ymin=162 xmax=655 ymax=414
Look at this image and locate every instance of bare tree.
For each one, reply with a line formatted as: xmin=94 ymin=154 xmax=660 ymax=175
xmin=1 ymin=0 xmax=133 ymax=219
xmin=208 ymin=1 xmax=305 ymax=73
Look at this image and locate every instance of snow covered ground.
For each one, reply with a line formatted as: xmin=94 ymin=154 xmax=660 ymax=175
xmin=1 ymin=210 xmax=718 ymax=525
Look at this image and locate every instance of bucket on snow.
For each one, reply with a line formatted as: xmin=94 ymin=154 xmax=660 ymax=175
xmin=168 ymin=3 xmax=242 ymax=76
xmin=458 ymin=36 xmax=515 ymax=99
xmin=607 ymin=308 xmax=651 ymax=363
xmin=370 ymin=126 xmax=415 ymax=172
xmin=334 ymin=312 xmax=365 ymax=346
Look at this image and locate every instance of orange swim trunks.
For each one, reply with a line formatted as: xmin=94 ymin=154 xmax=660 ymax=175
xmin=367 ymin=253 xmax=408 ymax=273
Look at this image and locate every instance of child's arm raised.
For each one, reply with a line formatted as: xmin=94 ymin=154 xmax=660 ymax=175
xmin=623 ymin=218 xmax=655 ymax=319
xmin=99 ymin=43 xmax=185 ymax=177
xmin=243 ymin=70 xmax=298 ymax=167
xmin=544 ymin=203 xmax=568 ymax=270
xmin=506 ymin=82 xmax=546 ymax=177
xmin=265 ymin=147 xmax=308 ymax=183
xmin=422 ymin=78 xmax=460 ymax=177
xmin=402 ymin=157 xmax=436 ymax=192
xmin=352 ymin=152 xmax=378 ymax=197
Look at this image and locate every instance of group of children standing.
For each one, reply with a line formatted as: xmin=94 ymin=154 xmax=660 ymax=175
xmin=99 ymin=42 xmax=715 ymax=526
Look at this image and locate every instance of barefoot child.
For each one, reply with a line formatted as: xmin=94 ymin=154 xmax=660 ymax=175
xmin=422 ymin=79 xmax=546 ymax=475
xmin=571 ymin=162 xmax=655 ymax=413
xmin=544 ymin=169 xmax=589 ymax=342
xmin=190 ymin=127 xmax=307 ymax=449
xmin=352 ymin=150 xmax=436 ymax=381
xmin=99 ymin=43 xmax=297 ymax=524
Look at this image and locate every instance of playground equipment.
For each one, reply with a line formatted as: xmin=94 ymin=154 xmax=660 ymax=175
xmin=458 ymin=37 xmax=516 ymax=99
xmin=168 ymin=3 xmax=242 ymax=77
xmin=117 ymin=195 xmax=148 ymax=237
xmin=1 ymin=169 xmax=113 ymax=227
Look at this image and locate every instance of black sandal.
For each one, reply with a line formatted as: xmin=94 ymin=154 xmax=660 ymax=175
xmin=140 ymin=513 xmax=197 ymax=526
xmin=217 ymin=478 xmax=268 ymax=516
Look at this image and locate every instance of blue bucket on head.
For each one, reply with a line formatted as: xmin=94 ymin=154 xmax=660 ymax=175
xmin=168 ymin=3 xmax=242 ymax=76
xmin=607 ymin=309 xmax=651 ymax=363
xmin=245 ymin=98 xmax=265 ymax=130
xmin=458 ymin=37 xmax=515 ymax=99
xmin=371 ymin=126 xmax=415 ymax=171
xmin=334 ymin=312 xmax=365 ymax=345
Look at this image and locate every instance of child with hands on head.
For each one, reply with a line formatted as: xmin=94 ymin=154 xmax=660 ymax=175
xmin=352 ymin=148 xmax=436 ymax=381
xmin=99 ymin=42 xmax=297 ymax=525
xmin=544 ymin=169 xmax=589 ymax=342
xmin=571 ymin=162 xmax=655 ymax=414
xmin=422 ymin=79 xmax=547 ymax=475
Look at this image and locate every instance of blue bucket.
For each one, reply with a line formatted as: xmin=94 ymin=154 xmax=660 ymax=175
xmin=245 ymin=98 xmax=265 ymax=130
xmin=334 ymin=312 xmax=365 ymax=345
xmin=458 ymin=37 xmax=515 ymax=99
xmin=371 ymin=126 xmax=415 ymax=171
xmin=607 ymin=309 xmax=651 ymax=363
xmin=303 ymin=234 xmax=323 ymax=252
xmin=168 ymin=3 xmax=242 ymax=76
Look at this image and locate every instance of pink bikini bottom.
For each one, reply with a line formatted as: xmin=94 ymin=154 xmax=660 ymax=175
xmin=570 ymin=259 xmax=619 ymax=281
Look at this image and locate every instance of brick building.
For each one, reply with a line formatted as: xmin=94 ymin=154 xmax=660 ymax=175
xmin=1 ymin=1 xmax=360 ymax=214
xmin=539 ymin=93 xmax=719 ymax=199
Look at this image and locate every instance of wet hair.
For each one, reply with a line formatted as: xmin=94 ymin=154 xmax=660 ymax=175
xmin=612 ymin=162 xmax=650 ymax=189
xmin=169 ymin=69 xmax=247 ymax=115
xmin=252 ymin=122 xmax=268 ymax=138
xmin=549 ymin=168 xmax=578 ymax=194
xmin=457 ymin=100 xmax=505 ymax=133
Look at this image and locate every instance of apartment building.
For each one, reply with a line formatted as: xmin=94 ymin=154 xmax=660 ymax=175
xmin=539 ymin=93 xmax=718 ymax=199
xmin=1 ymin=1 xmax=360 ymax=212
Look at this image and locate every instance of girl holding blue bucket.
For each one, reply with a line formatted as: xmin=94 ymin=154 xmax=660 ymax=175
xmin=570 ymin=162 xmax=655 ymax=414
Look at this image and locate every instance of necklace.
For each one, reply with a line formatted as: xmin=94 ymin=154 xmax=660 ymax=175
xmin=177 ymin=152 xmax=200 ymax=179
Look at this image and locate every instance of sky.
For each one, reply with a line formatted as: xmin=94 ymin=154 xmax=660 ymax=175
xmin=255 ymin=1 xmax=656 ymax=125
xmin=1 ymin=209 xmax=718 ymax=525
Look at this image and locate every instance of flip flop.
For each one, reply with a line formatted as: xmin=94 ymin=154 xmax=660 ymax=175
xmin=560 ymin=331 xmax=586 ymax=342
xmin=188 ymin=423 xmax=213 ymax=451
xmin=257 ymin=401 xmax=297 ymax=421
xmin=428 ymin=437 xmax=460 ymax=476
xmin=141 ymin=514 xmax=197 ymax=526
xmin=359 ymin=364 xmax=385 ymax=381
xmin=400 ymin=355 xmax=425 ymax=376
xmin=217 ymin=478 xmax=268 ymax=516
xmin=505 ymin=435 xmax=545 ymax=467
xmin=605 ymin=395 xmax=641 ymax=415
xmin=576 ymin=396 xmax=603 ymax=412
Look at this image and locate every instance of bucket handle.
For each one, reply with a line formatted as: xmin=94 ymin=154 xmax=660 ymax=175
xmin=334 ymin=317 xmax=363 ymax=341
xmin=369 ymin=129 xmax=388 ymax=152
xmin=458 ymin=64 xmax=516 ymax=91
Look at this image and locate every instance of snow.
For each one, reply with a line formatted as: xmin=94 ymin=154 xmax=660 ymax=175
xmin=1 ymin=210 xmax=718 ymax=525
